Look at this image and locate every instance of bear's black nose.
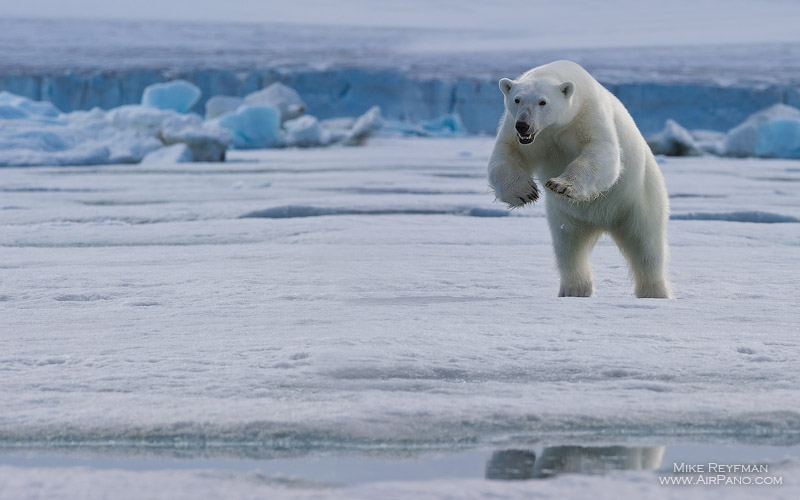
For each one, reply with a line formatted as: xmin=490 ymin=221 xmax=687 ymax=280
xmin=515 ymin=121 xmax=530 ymax=134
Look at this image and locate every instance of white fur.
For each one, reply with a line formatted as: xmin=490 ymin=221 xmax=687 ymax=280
xmin=488 ymin=60 xmax=672 ymax=298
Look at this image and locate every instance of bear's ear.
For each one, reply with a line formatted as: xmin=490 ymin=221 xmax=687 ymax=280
xmin=559 ymin=81 xmax=575 ymax=99
xmin=499 ymin=78 xmax=514 ymax=96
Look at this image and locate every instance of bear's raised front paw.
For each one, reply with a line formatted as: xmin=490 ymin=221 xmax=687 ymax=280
xmin=495 ymin=179 xmax=539 ymax=208
xmin=545 ymin=177 xmax=596 ymax=202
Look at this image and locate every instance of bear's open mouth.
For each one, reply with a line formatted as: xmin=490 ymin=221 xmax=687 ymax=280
xmin=517 ymin=132 xmax=534 ymax=144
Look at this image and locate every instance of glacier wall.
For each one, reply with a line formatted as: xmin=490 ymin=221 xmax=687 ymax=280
xmin=2 ymin=67 xmax=800 ymax=135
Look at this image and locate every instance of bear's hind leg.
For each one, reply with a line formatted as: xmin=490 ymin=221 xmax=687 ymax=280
xmin=610 ymin=224 xmax=672 ymax=299
xmin=548 ymin=211 xmax=603 ymax=297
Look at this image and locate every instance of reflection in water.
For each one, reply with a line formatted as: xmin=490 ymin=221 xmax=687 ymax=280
xmin=485 ymin=449 xmax=538 ymax=480
xmin=486 ymin=446 xmax=664 ymax=480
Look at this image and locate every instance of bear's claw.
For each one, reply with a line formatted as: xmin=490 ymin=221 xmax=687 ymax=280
xmin=545 ymin=178 xmax=594 ymax=202
xmin=529 ymin=183 xmax=539 ymax=201
xmin=494 ymin=177 xmax=539 ymax=208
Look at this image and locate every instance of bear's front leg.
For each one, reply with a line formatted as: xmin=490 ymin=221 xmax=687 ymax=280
xmin=488 ymin=143 xmax=539 ymax=208
xmin=545 ymin=137 xmax=620 ymax=202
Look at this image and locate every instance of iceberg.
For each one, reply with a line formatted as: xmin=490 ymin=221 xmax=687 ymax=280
xmin=104 ymin=105 xmax=200 ymax=133
xmin=141 ymin=80 xmax=202 ymax=114
xmin=96 ymin=105 xmax=230 ymax=162
xmin=0 ymin=97 xmax=111 ymax=166
xmin=320 ymin=117 xmax=357 ymax=143
xmin=754 ymin=119 xmax=800 ymax=159
xmin=159 ymin=122 xmax=231 ymax=162
xmin=205 ymin=95 xmax=244 ymax=120
xmin=216 ymin=105 xmax=283 ymax=149
xmin=0 ymin=92 xmax=229 ymax=166
xmin=284 ymin=115 xmax=329 ymax=148
xmin=0 ymin=90 xmax=384 ymax=165
xmin=244 ymin=83 xmax=306 ymax=123
xmin=281 ymin=106 xmax=382 ymax=148
xmin=106 ymin=131 xmax=164 ymax=164
xmin=341 ymin=105 xmax=382 ymax=146
xmin=646 ymin=119 xmax=703 ymax=156
xmin=721 ymin=104 xmax=800 ymax=157
xmin=0 ymin=91 xmax=61 ymax=121
xmin=0 ymin=132 xmax=111 ymax=167
xmin=638 ymin=105 xmax=800 ymax=159
xmin=689 ymin=129 xmax=726 ymax=155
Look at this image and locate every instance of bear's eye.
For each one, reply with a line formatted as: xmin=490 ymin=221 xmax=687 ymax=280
xmin=539 ymin=100 xmax=547 ymax=106
xmin=514 ymin=98 xmax=520 ymax=104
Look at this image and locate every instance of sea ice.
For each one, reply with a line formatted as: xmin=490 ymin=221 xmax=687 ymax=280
xmin=2 ymin=137 xmax=799 ymax=455
xmin=141 ymin=80 xmax=202 ymax=114
xmin=2 ymin=137 xmax=800 ymax=498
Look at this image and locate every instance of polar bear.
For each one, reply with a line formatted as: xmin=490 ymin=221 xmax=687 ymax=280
xmin=488 ymin=60 xmax=671 ymax=298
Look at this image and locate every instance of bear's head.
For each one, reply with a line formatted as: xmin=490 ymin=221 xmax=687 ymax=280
xmin=499 ymin=76 xmax=575 ymax=145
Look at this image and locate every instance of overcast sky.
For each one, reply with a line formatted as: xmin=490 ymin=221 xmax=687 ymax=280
xmin=3 ymin=0 xmax=800 ymax=47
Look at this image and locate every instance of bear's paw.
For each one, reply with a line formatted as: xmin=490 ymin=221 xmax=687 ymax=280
xmin=493 ymin=177 xmax=539 ymax=208
xmin=545 ymin=177 xmax=598 ymax=202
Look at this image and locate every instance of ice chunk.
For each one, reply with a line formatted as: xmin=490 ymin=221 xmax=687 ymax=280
xmin=216 ymin=105 xmax=283 ymax=149
xmin=690 ymin=129 xmax=726 ymax=155
xmin=104 ymin=105 xmax=201 ymax=133
xmin=141 ymin=143 xmax=194 ymax=164
xmin=284 ymin=115 xmax=329 ymax=148
xmin=94 ymin=105 xmax=229 ymax=162
xmin=646 ymin=119 xmax=702 ymax=156
xmin=106 ymin=130 xmax=164 ymax=163
xmin=0 ymin=92 xmax=229 ymax=166
xmin=320 ymin=117 xmax=355 ymax=143
xmin=722 ymin=104 xmax=800 ymax=157
xmin=0 ymin=106 xmax=112 ymax=166
xmin=0 ymin=90 xmax=62 ymax=121
xmin=0 ymin=139 xmax=110 ymax=167
xmin=307 ymin=107 xmax=380 ymax=147
xmin=754 ymin=119 xmax=800 ymax=159
xmin=341 ymin=106 xmax=382 ymax=146
xmin=159 ymin=122 xmax=231 ymax=162
xmin=0 ymin=104 xmax=28 ymax=120
xmin=205 ymin=95 xmax=243 ymax=120
xmin=244 ymin=83 xmax=306 ymax=123
xmin=141 ymin=80 xmax=202 ymax=113
xmin=0 ymin=122 xmax=70 ymax=153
